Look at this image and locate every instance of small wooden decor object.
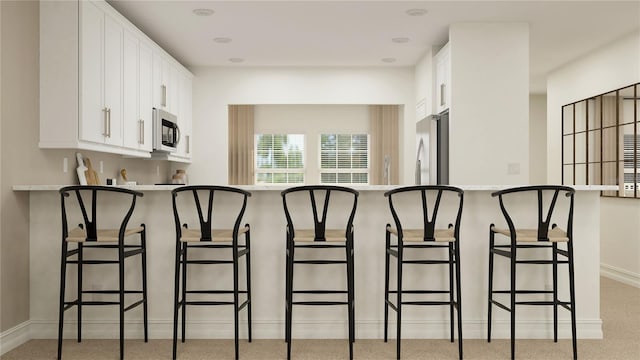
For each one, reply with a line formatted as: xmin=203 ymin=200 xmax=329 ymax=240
xmin=84 ymin=157 xmax=100 ymax=185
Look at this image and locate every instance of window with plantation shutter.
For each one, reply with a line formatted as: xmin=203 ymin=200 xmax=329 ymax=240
xmin=255 ymin=134 xmax=305 ymax=184
xmin=320 ymin=134 xmax=369 ymax=184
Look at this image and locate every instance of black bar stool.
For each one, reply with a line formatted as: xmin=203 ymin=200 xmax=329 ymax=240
xmin=57 ymin=186 xmax=148 ymax=360
xmin=487 ymin=185 xmax=577 ymax=360
xmin=384 ymin=185 xmax=464 ymax=360
xmin=171 ymin=185 xmax=252 ymax=360
xmin=282 ymin=185 xmax=359 ymax=360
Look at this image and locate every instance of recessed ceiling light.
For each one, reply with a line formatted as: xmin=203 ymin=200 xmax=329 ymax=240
xmin=381 ymin=58 xmax=396 ymax=63
xmin=405 ymin=8 xmax=428 ymax=16
xmin=392 ymin=37 xmax=410 ymax=43
xmin=214 ymin=37 xmax=232 ymax=44
xmin=193 ymin=8 xmax=214 ymax=16
xmin=229 ymin=58 xmax=244 ymax=63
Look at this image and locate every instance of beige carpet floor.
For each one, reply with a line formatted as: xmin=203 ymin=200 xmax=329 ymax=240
xmin=3 ymin=277 xmax=638 ymax=359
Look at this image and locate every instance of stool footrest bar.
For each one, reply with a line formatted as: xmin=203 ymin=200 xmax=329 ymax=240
xmin=292 ymin=301 xmax=349 ymax=306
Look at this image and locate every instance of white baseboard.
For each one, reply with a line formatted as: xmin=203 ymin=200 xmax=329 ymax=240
xmin=0 ymin=321 xmax=31 ymax=355
xmin=601 ymin=263 xmax=640 ymax=288
xmin=29 ymin=318 xmax=602 ymax=340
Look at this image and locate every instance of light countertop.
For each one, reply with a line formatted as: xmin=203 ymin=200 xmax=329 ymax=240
xmin=13 ymin=184 xmax=618 ymax=192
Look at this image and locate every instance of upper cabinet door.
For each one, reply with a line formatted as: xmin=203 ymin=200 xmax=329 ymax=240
xmin=152 ymin=51 xmax=163 ymax=109
xmin=103 ymin=14 xmax=123 ymax=146
xmin=79 ymin=1 xmax=104 ymax=143
xmin=161 ymin=57 xmax=178 ymax=114
xmin=139 ymin=42 xmax=154 ymax=151
xmin=175 ymin=72 xmax=193 ymax=158
xmin=434 ymin=43 xmax=450 ymax=113
xmin=122 ymin=29 xmax=139 ymax=150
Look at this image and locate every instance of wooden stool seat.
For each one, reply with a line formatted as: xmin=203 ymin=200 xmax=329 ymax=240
xmin=291 ymin=229 xmax=348 ymax=242
xmin=179 ymin=226 xmax=250 ymax=242
xmin=66 ymin=226 xmax=145 ymax=242
xmin=386 ymin=226 xmax=456 ymax=242
xmin=490 ymin=226 xmax=569 ymax=243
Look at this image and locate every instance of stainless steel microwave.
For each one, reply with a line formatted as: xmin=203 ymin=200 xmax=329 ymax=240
xmin=153 ymin=108 xmax=179 ymax=152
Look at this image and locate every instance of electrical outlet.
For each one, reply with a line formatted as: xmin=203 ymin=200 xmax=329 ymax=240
xmin=63 ymin=157 xmax=68 ymax=173
xmin=156 ymin=165 xmax=160 ymax=177
xmin=99 ymin=160 xmax=104 ymax=174
xmin=507 ymin=163 xmax=520 ymax=175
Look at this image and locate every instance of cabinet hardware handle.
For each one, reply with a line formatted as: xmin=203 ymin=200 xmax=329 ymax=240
xmin=186 ymin=135 xmax=190 ymax=154
xmin=139 ymin=120 xmax=144 ymax=144
xmin=440 ymin=83 xmax=445 ymax=106
xmin=107 ymin=108 xmax=112 ymax=138
xmin=161 ymin=84 xmax=167 ymax=107
xmin=102 ymin=107 xmax=109 ymax=137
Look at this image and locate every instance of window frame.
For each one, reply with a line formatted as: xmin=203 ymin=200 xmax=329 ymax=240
xmin=561 ymin=82 xmax=639 ymax=198
xmin=254 ymin=133 xmax=306 ymax=185
xmin=318 ymin=133 xmax=370 ymax=185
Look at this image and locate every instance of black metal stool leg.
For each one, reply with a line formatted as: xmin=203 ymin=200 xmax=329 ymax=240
xmin=233 ymin=246 xmax=240 ymax=360
xmin=286 ymin=242 xmax=295 ymax=360
xmin=284 ymin=237 xmax=290 ymax=344
xmin=487 ymin=228 xmax=495 ymax=343
xmin=449 ymin=242 xmax=455 ymax=343
xmin=181 ymin=243 xmax=188 ymax=343
xmin=568 ymin=242 xmax=577 ymax=360
xmin=455 ymin=241 xmax=463 ymax=360
xmin=510 ymin=242 xmax=516 ymax=360
xmin=384 ymin=229 xmax=390 ymax=343
xmin=141 ymin=227 xmax=149 ymax=342
xmin=57 ymin=242 xmax=69 ymax=360
xmin=245 ymin=229 xmax=253 ymax=343
xmin=346 ymin=240 xmax=354 ymax=360
xmin=77 ymin=243 xmax=83 ymax=343
xmin=553 ymin=242 xmax=558 ymax=343
xmin=396 ymin=246 xmax=403 ymax=360
xmin=119 ymin=243 xmax=125 ymax=360
xmin=172 ymin=241 xmax=182 ymax=360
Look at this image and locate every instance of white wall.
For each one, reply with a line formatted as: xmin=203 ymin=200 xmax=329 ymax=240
xmin=547 ymin=30 xmax=640 ymax=286
xmin=254 ymin=104 xmax=369 ymax=184
xmin=529 ymin=94 xmax=547 ymax=184
xmin=190 ymin=66 xmax=415 ymax=185
xmin=449 ymin=23 xmax=530 ymax=184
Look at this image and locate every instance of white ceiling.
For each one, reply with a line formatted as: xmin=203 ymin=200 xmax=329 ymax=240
xmin=108 ymin=1 xmax=640 ymax=93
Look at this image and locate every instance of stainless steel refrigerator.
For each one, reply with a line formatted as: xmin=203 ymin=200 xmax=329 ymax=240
xmin=415 ymin=109 xmax=449 ymax=185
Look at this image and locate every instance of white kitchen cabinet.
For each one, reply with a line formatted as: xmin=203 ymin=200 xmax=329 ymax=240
xmin=123 ymin=31 xmax=153 ymax=152
xmin=122 ymin=30 xmax=138 ymax=150
xmin=175 ymin=71 xmax=193 ymax=160
xmin=434 ymin=42 xmax=451 ymax=113
xmin=40 ymin=0 xmax=192 ymax=159
xmin=138 ymin=42 xmax=154 ymax=151
xmin=151 ymin=51 xmax=193 ymax=163
xmin=79 ymin=1 xmax=123 ymax=146
xmin=153 ymin=52 xmax=179 ymax=114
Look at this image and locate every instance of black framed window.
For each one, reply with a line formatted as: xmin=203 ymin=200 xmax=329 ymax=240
xmin=562 ymin=83 xmax=639 ymax=198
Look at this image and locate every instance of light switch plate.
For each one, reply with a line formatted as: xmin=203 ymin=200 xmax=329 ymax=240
xmin=507 ymin=163 xmax=520 ymax=175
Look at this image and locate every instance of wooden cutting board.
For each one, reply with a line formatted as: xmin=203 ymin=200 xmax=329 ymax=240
xmin=84 ymin=158 xmax=100 ymax=185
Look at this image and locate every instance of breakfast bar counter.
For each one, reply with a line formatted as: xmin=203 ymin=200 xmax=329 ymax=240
xmin=14 ymin=185 xmax=611 ymax=341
